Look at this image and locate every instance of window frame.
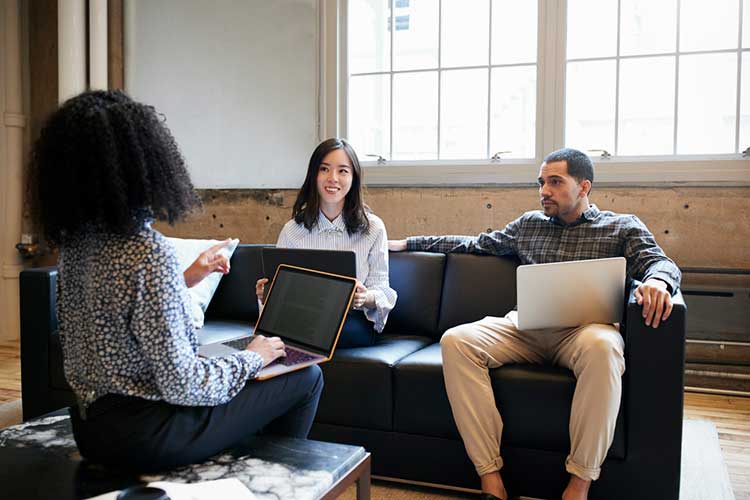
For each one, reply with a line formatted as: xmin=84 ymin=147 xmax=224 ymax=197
xmin=321 ymin=0 xmax=750 ymax=187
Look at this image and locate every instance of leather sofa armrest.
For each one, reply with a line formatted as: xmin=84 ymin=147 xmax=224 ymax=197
xmin=621 ymin=283 xmax=686 ymax=496
xmin=19 ymin=267 xmax=59 ymax=420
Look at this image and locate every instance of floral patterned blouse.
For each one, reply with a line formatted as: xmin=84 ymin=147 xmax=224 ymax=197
xmin=57 ymin=226 xmax=262 ymax=414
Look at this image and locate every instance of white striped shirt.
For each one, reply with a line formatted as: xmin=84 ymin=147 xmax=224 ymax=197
xmin=276 ymin=211 xmax=397 ymax=333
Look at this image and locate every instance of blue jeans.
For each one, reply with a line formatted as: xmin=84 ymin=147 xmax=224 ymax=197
xmin=337 ymin=310 xmax=376 ymax=348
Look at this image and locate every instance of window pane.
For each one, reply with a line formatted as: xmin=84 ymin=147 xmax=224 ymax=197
xmin=441 ymin=0 xmax=490 ymax=68
xmin=393 ymin=72 xmax=438 ymax=160
xmin=567 ymin=0 xmax=617 ymax=59
xmin=393 ymin=0 xmax=439 ymax=71
xmin=348 ymin=75 xmax=391 ymax=160
xmin=744 ymin=0 xmax=750 ymax=48
xmin=680 ymin=0 xmax=739 ymax=52
xmin=440 ymin=68 xmax=488 ymax=159
xmin=565 ymin=60 xmax=616 ymax=153
xmin=620 ymin=0 xmax=677 ymax=56
xmin=741 ymin=53 xmax=750 ymax=151
xmin=677 ymin=53 xmax=737 ymax=154
xmin=490 ymin=66 xmax=536 ymax=159
xmin=349 ymin=0 xmax=390 ymax=74
xmin=491 ymin=0 xmax=537 ymax=65
xmin=618 ymin=57 xmax=675 ymax=155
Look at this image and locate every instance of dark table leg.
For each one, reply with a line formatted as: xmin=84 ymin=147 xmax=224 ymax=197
xmin=321 ymin=452 xmax=371 ymax=500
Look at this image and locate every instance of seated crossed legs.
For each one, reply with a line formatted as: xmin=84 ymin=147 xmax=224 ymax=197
xmin=441 ymin=311 xmax=625 ymax=500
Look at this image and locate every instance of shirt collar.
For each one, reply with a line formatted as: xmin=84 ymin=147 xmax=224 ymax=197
xmin=549 ymin=204 xmax=600 ymax=227
xmin=315 ymin=210 xmax=346 ymax=234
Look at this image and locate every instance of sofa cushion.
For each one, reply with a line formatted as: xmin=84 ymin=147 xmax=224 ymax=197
xmin=438 ymin=253 xmax=519 ymax=334
xmin=384 ymin=252 xmax=445 ymax=339
xmin=315 ymin=335 xmax=433 ymax=431
xmin=393 ymin=343 xmax=626 ymax=459
xmin=205 ymin=244 xmax=270 ymax=322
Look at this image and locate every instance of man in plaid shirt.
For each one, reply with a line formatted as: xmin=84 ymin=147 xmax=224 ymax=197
xmin=390 ymin=148 xmax=680 ymax=500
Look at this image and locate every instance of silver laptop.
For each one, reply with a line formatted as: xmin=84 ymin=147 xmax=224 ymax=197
xmin=516 ymin=257 xmax=626 ymax=330
xmin=198 ymin=264 xmax=356 ymax=380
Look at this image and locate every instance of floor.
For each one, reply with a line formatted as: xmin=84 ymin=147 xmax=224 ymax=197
xmin=0 ymin=338 xmax=747 ymax=499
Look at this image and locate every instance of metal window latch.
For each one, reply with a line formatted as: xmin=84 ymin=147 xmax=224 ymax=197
xmin=490 ymin=151 xmax=512 ymax=161
xmin=742 ymin=147 xmax=750 ymax=158
xmin=366 ymin=154 xmax=387 ymax=164
xmin=588 ymin=149 xmax=612 ymax=159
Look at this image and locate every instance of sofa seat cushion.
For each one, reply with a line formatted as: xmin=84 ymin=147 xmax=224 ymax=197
xmin=197 ymin=320 xmax=254 ymax=345
xmin=393 ymin=343 xmax=625 ymax=459
xmin=315 ymin=335 xmax=434 ymax=431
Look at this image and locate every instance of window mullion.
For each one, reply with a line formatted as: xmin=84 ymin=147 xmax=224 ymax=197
xmin=389 ymin=0 xmax=394 ymax=160
xmin=614 ymin=0 xmax=622 ymax=156
xmin=486 ymin=0 xmax=493 ymax=159
xmin=437 ymin=0 xmax=442 ymax=160
xmin=672 ymin=0 xmax=681 ymax=155
xmin=735 ymin=0 xmax=744 ymax=154
xmin=539 ymin=0 xmax=566 ymax=156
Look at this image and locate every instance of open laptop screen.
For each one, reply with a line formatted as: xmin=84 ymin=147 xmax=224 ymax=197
xmin=256 ymin=266 xmax=355 ymax=354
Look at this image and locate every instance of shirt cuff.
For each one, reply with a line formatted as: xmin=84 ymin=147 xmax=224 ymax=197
xmin=236 ymin=349 xmax=264 ymax=379
xmin=644 ymin=273 xmax=677 ymax=295
xmin=363 ymin=289 xmax=388 ymax=333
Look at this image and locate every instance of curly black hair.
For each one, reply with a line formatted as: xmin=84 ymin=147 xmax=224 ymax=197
xmin=27 ymin=90 xmax=200 ymax=245
xmin=292 ymin=138 xmax=370 ymax=235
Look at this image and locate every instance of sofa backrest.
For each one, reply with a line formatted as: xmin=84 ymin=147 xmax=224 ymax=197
xmin=206 ymin=247 xmax=519 ymax=340
xmin=205 ymin=244 xmax=271 ymax=322
xmin=437 ymin=253 xmax=519 ymax=334
xmin=383 ymin=252 xmax=446 ymax=339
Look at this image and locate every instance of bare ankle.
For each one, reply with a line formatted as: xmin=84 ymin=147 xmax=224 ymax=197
xmin=480 ymin=471 xmax=507 ymax=499
xmin=562 ymin=475 xmax=591 ymax=500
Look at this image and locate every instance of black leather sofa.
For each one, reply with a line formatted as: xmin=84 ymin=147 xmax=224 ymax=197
xmin=20 ymin=244 xmax=687 ymax=499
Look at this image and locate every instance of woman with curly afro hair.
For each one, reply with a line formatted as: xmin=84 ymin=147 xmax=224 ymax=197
xmin=28 ymin=90 xmax=323 ymax=471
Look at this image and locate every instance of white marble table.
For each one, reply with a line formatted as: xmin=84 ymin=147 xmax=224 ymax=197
xmin=0 ymin=412 xmax=371 ymax=500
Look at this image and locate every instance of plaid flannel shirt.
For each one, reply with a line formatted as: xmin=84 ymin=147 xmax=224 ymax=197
xmin=407 ymin=204 xmax=680 ymax=294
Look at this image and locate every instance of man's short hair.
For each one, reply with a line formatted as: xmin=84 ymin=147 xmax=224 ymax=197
xmin=543 ymin=148 xmax=594 ymax=186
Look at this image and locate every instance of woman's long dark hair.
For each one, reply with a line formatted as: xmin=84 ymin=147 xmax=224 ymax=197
xmin=27 ymin=90 xmax=201 ymax=246
xmin=292 ymin=138 xmax=370 ymax=235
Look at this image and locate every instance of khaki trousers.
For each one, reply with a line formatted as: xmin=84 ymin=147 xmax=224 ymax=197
xmin=441 ymin=311 xmax=625 ymax=481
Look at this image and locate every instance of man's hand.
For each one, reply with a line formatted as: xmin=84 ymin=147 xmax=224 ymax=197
xmin=246 ymin=335 xmax=286 ymax=367
xmin=634 ymin=278 xmax=673 ymax=328
xmin=388 ymin=239 xmax=407 ymax=252
xmin=352 ymin=280 xmax=375 ymax=309
xmin=183 ymin=238 xmax=236 ymax=288
xmin=255 ymin=278 xmax=269 ymax=304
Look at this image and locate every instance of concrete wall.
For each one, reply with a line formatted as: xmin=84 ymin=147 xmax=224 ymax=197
xmin=156 ymin=186 xmax=750 ymax=270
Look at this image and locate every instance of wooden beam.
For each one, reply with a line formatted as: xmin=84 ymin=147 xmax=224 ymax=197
xmin=107 ymin=0 xmax=124 ymax=90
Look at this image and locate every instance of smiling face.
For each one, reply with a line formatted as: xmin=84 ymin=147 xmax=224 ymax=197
xmin=316 ymin=148 xmax=354 ymax=216
xmin=537 ymin=160 xmax=591 ymax=223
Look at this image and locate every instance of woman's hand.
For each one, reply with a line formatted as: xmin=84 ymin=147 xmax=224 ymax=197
xmin=353 ymin=280 xmax=375 ymax=309
xmin=246 ymin=335 xmax=286 ymax=367
xmin=255 ymin=278 xmax=269 ymax=304
xmin=183 ymin=239 xmax=235 ymax=288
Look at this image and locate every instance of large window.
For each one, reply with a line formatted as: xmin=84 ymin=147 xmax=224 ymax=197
xmin=335 ymin=0 xmax=749 ymax=183
xmin=566 ymin=0 xmax=747 ymax=156
xmin=347 ymin=0 xmax=538 ymax=161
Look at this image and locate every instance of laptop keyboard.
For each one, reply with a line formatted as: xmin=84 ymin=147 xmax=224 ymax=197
xmin=270 ymin=348 xmax=317 ymax=367
xmin=221 ymin=338 xmax=317 ymax=367
xmin=222 ymin=337 xmax=253 ymax=351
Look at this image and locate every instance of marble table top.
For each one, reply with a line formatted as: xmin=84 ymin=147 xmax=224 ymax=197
xmin=0 ymin=412 xmax=366 ymax=500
